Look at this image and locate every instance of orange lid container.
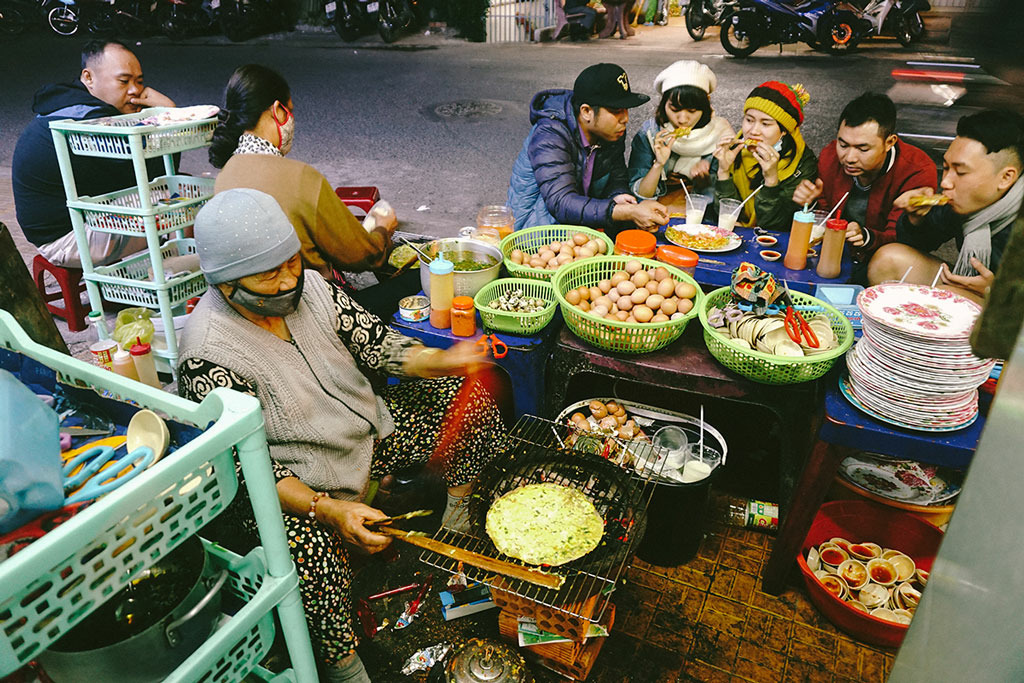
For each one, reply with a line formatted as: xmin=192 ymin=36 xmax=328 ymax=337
xmin=656 ymin=245 xmax=699 ymax=268
xmin=615 ymin=230 xmax=657 ymax=257
xmin=452 ymin=296 xmax=475 ymax=310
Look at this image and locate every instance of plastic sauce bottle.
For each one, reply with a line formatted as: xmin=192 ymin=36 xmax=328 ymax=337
xmin=783 ymin=208 xmax=815 ymax=271
xmin=112 ymin=348 xmax=140 ymax=382
xmin=717 ymin=496 xmax=779 ymax=534
xmin=130 ymin=338 xmax=161 ymax=388
xmin=429 ymin=257 xmax=455 ymax=330
xmin=451 ymin=296 xmax=476 ymax=337
xmin=817 ymin=218 xmax=848 ymax=279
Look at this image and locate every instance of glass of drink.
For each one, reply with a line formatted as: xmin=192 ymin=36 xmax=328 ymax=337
xmin=685 ymin=195 xmax=710 ymax=226
xmin=477 ymin=205 xmax=514 ymax=240
xmin=718 ymin=198 xmax=742 ymax=232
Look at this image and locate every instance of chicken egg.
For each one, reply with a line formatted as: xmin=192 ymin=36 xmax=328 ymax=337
xmin=616 ymin=280 xmax=636 ymax=295
xmin=633 ymin=305 xmax=654 ymax=323
xmin=625 ymin=260 xmax=643 ymax=274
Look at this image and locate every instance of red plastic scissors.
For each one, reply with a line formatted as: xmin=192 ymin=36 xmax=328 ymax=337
xmin=781 ymin=284 xmax=819 ymax=348
xmin=474 ymin=334 xmax=508 ymax=359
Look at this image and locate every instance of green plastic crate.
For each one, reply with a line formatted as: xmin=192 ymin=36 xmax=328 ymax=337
xmin=68 ymin=175 xmax=214 ymax=237
xmin=500 ymin=225 xmax=614 ymax=281
xmin=50 ymin=107 xmax=217 ymax=160
xmin=697 ymin=286 xmax=854 ymax=385
xmin=91 ymin=237 xmax=207 ymax=308
xmin=552 ymin=256 xmax=703 ymax=354
xmin=473 ymin=278 xmax=558 ymax=334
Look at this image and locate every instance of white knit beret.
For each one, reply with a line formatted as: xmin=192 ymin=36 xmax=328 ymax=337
xmin=653 ymin=60 xmax=717 ymax=96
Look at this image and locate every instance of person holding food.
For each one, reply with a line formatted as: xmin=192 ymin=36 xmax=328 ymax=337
xmin=627 ymin=60 xmax=733 ymax=212
xmin=507 ymin=63 xmax=669 ymax=234
xmin=791 ymin=93 xmax=937 ymax=281
xmin=867 ymin=110 xmax=1023 ymax=303
xmin=713 ymin=81 xmax=818 ymax=231
xmin=177 ymin=189 xmax=505 ymax=682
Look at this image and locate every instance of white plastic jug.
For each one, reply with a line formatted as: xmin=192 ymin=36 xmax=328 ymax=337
xmin=0 ymin=370 xmax=64 ymax=532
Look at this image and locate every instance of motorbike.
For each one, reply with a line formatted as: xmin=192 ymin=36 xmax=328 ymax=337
xmin=86 ymin=0 xmax=160 ymax=37
xmin=43 ymin=0 xmax=81 ymax=34
xmin=718 ymin=0 xmax=861 ymax=57
xmin=376 ymin=0 xmax=419 ymax=42
xmin=684 ymin=0 xmax=726 ymax=41
xmin=157 ymin=0 xmax=217 ymax=39
xmin=834 ymin=0 xmax=929 ymax=48
xmin=326 ymin=0 xmax=418 ymax=42
xmin=218 ymin=0 xmax=288 ymax=41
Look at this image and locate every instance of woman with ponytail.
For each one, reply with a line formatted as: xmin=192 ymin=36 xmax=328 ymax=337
xmin=211 ymin=64 xmax=397 ymax=280
xmin=713 ymin=81 xmax=818 ymax=231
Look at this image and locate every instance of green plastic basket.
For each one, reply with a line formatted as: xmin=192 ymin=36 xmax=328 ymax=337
xmin=500 ymin=225 xmax=614 ymax=281
xmin=697 ymin=286 xmax=854 ymax=385
xmin=552 ymin=256 xmax=703 ymax=354
xmin=473 ymin=278 xmax=558 ymax=334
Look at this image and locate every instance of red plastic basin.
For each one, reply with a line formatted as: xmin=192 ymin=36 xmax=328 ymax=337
xmin=795 ymin=500 xmax=945 ymax=648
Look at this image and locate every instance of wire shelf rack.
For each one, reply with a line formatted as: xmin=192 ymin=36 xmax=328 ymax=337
xmin=419 ymin=414 xmax=667 ymax=625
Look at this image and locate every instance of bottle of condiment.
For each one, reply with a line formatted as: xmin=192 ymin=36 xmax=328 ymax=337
xmin=111 ymin=348 xmax=140 ymax=382
xmin=817 ymin=218 xmax=847 ymax=279
xmin=451 ymin=296 xmax=476 ymax=337
xmin=656 ymin=245 xmax=699 ymax=278
xmin=429 ymin=257 xmax=454 ymax=330
xmin=477 ymin=205 xmax=514 ymax=240
xmin=783 ymin=208 xmax=815 ymax=271
xmin=614 ymin=230 xmax=657 ymax=259
xmin=130 ymin=338 xmax=161 ymax=388
xmin=86 ymin=311 xmax=110 ymax=341
xmin=718 ymin=496 xmax=779 ymax=534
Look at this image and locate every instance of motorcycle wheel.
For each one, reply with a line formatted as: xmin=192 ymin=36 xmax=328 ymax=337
xmin=0 ymin=3 xmax=28 ymax=33
xmin=896 ymin=11 xmax=923 ymax=47
xmin=684 ymin=1 xmax=705 ymax=41
xmin=819 ymin=14 xmax=858 ymax=54
xmin=719 ymin=11 xmax=758 ymax=57
xmin=47 ymin=4 xmax=78 ymax=35
xmin=219 ymin=0 xmax=254 ymax=40
xmin=332 ymin=0 xmax=360 ymax=41
xmin=158 ymin=4 xmax=191 ymax=39
xmin=377 ymin=0 xmax=401 ymax=42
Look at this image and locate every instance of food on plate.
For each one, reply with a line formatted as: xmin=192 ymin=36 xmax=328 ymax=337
xmin=565 ymin=261 xmax=697 ymax=325
xmin=907 ymin=194 xmax=951 ymax=208
xmin=666 ymin=225 xmax=737 ymax=251
xmin=707 ymin=302 xmax=837 ymax=356
xmin=486 ymin=289 xmax=549 ymax=314
xmin=485 ymin=483 xmax=604 ymax=566
xmin=508 ymin=232 xmax=608 ymax=271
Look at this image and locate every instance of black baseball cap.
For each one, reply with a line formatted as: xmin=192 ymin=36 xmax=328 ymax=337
xmin=573 ymin=63 xmax=650 ymax=109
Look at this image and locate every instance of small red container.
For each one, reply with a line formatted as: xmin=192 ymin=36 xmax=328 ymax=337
xmin=795 ymin=500 xmax=944 ymax=648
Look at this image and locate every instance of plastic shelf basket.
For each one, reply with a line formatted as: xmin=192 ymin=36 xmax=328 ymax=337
xmin=49 ymin=108 xmax=217 ymax=160
xmin=473 ymin=278 xmax=558 ymax=334
xmin=67 ymin=175 xmax=214 ymax=237
xmin=500 ymin=225 xmax=614 ymax=282
xmin=92 ymin=238 xmax=207 ymax=308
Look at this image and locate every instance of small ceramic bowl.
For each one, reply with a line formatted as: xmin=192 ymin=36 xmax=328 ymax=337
xmin=760 ymin=250 xmax=782 ymax=262
xmin=399 ymin=295 xmax=430 ymax=322
xmin=755 ymin=235 xmax=778 ymax=247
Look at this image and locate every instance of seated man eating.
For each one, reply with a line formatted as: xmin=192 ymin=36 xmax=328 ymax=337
xmin=507 ymin=63 xmax=669 ymax=234
xmin=867 ymin=110 xmax=1023 ymax=303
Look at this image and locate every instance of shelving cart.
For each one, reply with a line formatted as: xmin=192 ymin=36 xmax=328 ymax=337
xmin=49 ymin=108 xmax=218 ymax=376
xmin=0 ymin=310 xmax=318 ymax=682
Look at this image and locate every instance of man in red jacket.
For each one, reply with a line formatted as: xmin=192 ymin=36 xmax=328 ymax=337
xmin=793 ymin=92 xmax=936 ymax=280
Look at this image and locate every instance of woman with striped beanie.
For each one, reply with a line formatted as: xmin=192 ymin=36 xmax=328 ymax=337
xmin=713 ymin=81 xmax=819 ymax=230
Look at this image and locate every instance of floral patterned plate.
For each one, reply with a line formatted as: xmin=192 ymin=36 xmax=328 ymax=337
xmin=839 ymin=375 xmax=978 ymax=432
xmin=838 ymin=452 xmax=963 ymax=506
xmin=858 ymin=284 xmax=982 ymax=340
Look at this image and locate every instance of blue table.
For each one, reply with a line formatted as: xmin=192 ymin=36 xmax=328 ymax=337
xmin=659 ymin=219 xmax=855 ymax=294
xmin=761 ymin=376 xmax=983 ymax=593
xmin=390 ymin=306 xmax=559 ymax=420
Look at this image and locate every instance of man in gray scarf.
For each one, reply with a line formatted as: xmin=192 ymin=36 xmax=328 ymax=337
xmin=867 ymin=110 xmax=1023 ymax=303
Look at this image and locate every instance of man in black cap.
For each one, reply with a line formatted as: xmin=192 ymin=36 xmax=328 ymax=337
xmin=508 ymin=63 xmax=669 ymax=234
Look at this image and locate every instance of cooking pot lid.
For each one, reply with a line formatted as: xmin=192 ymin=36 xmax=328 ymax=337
xmin=447 ymin=638 xmax=528 ymax=683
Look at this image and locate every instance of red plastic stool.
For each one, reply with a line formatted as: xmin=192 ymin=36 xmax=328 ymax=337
xmin=335 ymin=186 xmax=380 ymax=216
xmin=32 ymin=254 xmax=89 ymax=332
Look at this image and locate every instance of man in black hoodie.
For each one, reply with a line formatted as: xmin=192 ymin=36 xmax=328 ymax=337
xmin=12 ymin=40 xmax=175 ymax=268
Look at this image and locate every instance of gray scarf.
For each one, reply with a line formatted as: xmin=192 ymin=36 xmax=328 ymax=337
xmin=955 ymin=177 xmax=1024 ymax=276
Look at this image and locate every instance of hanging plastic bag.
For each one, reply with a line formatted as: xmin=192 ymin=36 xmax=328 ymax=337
xmin=112 ymin=308 xmax=154 ymax=349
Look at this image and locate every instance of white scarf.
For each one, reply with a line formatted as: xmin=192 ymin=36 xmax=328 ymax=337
xmin=954 ymin=177 xmax=1024 ymax=276
xmin=648 ymin=114 xmax=733 ymax=178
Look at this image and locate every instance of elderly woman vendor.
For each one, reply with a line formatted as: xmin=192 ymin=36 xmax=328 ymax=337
xmin=177 ymin=188 xmax=503 ymax=682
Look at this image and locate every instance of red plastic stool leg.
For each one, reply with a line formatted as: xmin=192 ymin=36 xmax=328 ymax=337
xmin=32 ymin=255 xmax=89 ymax=332
xmin=334 ymin=186 xmax=381 ymax=216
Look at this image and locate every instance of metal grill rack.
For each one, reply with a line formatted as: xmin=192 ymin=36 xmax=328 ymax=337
xmin=419 ymin=414 xmax=667 ymax=624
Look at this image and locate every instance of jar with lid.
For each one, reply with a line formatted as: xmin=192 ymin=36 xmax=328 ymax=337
xmin=614 ymin=229 xmax=657 ymax=259
xmin=451 ymin=296 xmax=476 ymax=337
xmin=477 ymin=205 xmax=514 ymax=240
xmin=429 ymin=257 xmax=455 ymax=330
xmin=656 ymin=245 xmax=699 ymax=278
xmin=458 ymin=226 xmax=501 ymax=247
xmin=816 ymin=218 xmax=847 ymax=279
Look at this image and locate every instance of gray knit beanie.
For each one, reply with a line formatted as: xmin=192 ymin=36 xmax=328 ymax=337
xmin=194 ymin=188 xmax=301 ymax=284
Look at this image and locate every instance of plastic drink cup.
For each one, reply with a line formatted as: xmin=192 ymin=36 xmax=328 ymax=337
xmin=681 ymin=460 xmax=712 ymax=483
xmin=718 ymin=198 xmax=742 ymax=232
xmin=686 ymin=195 xmax=710 ymax=226
xmin=89 ymin=340 xmax=118 ymax=369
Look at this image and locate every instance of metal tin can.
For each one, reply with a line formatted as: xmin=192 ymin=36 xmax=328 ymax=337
xmin=399 ymin=295 xmax=431 ymax=322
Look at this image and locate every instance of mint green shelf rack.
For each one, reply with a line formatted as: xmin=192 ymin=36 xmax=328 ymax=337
xmin=0 ymin=310 xmax=317 ymax=681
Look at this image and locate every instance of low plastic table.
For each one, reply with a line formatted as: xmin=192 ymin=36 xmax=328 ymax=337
xmin=760 ymin=379 xmax=984 ymax=594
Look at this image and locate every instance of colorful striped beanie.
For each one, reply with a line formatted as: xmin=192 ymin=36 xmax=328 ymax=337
xmin=744 ymin=81 xmax=810 ymax=134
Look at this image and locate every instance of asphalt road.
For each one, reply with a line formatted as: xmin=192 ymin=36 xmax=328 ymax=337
xmin=0 ymin=26 xmax=974 ymax=237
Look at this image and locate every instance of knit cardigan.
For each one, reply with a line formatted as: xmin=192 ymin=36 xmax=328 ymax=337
xmin=177 ymin=271 xmax=394 ymax=499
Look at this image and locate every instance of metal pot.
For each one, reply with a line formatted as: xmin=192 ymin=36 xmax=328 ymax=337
xmin=419 ymin=238 xmax=502 ymax=299
xmin=39 ymin=536 xmax=227 ymax=683
xmin=445 ymin=638 xmax=532 ymax=683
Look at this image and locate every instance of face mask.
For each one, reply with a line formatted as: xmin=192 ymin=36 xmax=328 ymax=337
xmin=228 ymin=271 xmax=304 ymax=317
xmin=275 ymin=105 xmax=294 ymax=156
xmin=773 ymin=138 xmax=784 ymax=152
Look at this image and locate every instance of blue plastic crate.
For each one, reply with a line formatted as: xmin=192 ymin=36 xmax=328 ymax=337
xmin=814 ymin=284 xmax=864 ymax=330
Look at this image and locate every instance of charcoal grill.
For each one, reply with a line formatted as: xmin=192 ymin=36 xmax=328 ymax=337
xmin=419 ymin=414 xmax=666 ymax=625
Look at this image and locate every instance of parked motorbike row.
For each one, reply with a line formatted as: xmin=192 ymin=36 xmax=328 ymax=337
xmin=0 ymin=0 xmax=421 ymax=42
xmin=685 ymin=0 xmax=930 ymax=56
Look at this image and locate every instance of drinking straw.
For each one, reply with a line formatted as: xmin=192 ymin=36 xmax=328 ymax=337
xmin=930 ymin=267 xmax=943 ymax=289
xmin=816 ymin=191 xmax=850 ymax=227
xmin=699 ymin=405 xmax=706 ymax=465
xmin=899 ymin=266 xmax=914 ymax=283
xmin=734 ymin=184 xmax=764 ymax=216
xmin=680 ymin=180 xmax=693 ymax=206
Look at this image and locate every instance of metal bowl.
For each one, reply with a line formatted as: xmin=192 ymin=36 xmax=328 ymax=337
xmin=419 ymin=238 xmax=502 ymax=299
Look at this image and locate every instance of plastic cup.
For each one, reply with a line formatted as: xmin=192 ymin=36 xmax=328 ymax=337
xmin=653 ymin=425 xmax=689 ymax=455
xmin=89 ymin=340 xmax=118 ymax=369
xmin=686 ymin=195 xmax=710 ymax=226
xmin=718 ymin=198 xmax=742 ymax=232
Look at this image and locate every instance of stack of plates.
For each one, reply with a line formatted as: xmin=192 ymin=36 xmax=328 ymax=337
xmin=840 ymin=283 xmax=996 ymax=432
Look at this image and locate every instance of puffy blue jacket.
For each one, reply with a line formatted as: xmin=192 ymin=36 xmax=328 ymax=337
xmin=507 ymin=89 xmax=631 ymax=231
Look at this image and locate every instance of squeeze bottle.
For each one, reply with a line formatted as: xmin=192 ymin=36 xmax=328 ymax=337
xmin=112 ymin=348 xmax=140 ymax=381
xmin=130 ymin=337 xmax=161 ymax=388
xmin=783 ymin=208 xmax=815 ymax=271
xmin=429 ymin=257 xmax=455 ymax=330
xmin=817 ymin=218 xmax=848 ymax=279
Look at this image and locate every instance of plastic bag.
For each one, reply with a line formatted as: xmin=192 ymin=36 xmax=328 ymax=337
xmin=112 ymin=308 xmax=154 ymax=349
